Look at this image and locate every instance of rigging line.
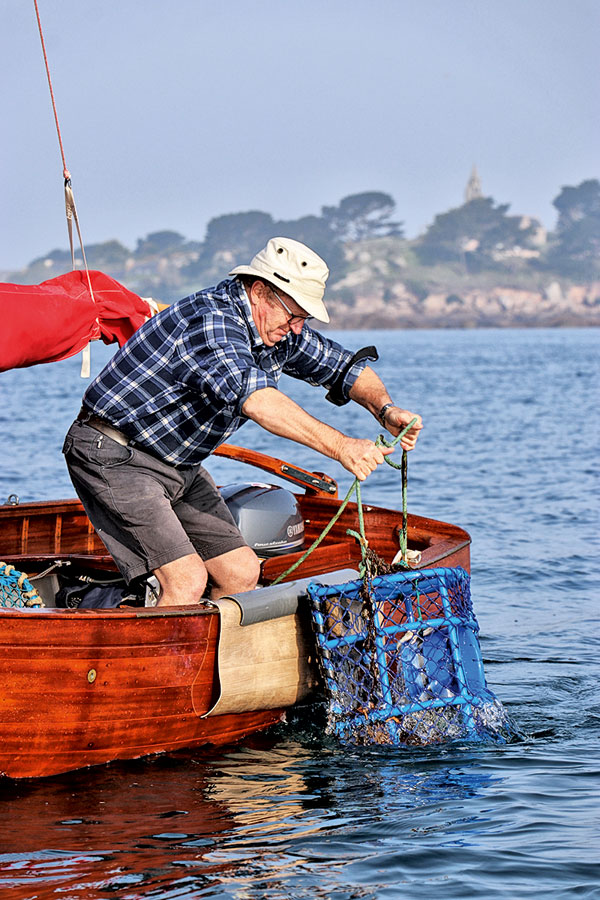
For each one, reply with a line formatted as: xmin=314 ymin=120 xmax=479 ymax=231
xmin=33 ymin=0 xmax=98 ymax=377
xmin=33 ymin=0 xmax=69 ymax=180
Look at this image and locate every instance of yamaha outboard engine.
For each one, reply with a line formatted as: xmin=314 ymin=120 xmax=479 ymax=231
xmin=221 ymin=482 xmax=305 ymax=557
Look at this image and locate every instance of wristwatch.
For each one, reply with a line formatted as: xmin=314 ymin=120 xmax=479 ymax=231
xmin=378 ymin=403 xmax=394 ymax=426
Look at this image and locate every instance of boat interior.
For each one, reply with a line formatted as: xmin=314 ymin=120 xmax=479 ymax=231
xmin=0 ymin=444 xmax=471 ymax=611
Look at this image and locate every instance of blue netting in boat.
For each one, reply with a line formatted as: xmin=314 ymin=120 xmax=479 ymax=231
xmin=0 ymin=562 xmax=43 ymax=608
xmin=308 ymin=567 xmax=509 ymax=746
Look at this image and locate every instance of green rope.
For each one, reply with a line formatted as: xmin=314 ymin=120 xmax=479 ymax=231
xmin=375 ymin=428 xmax=410 ymax=561
xmin=271 ymin=417 xmax=418 ymax=586
xmin=271 ymin=479 xmax=358 ymax=586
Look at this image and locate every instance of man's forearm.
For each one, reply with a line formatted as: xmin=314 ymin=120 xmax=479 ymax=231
xmin=348 ymin=365 xmax=391 ymax=418
xmin=241 ymin=387 xmax=396 ymax=480
xmin=348 ymin=365 xmax=423 ymax=448
xmin=242 ymin=388 xmax=345 ymax=458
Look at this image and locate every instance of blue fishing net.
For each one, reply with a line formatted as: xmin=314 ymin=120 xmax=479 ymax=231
xmin=0 ymin=562 xmax=43 ymax=608
xmin=308 ymin=567 xmax=510 ymax=746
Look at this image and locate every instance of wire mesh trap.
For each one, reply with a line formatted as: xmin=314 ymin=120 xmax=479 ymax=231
xmin=308 ymin=567 xmax=510 ymax=746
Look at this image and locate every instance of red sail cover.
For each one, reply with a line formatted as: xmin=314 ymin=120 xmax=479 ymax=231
xmin=0 ymin=270 xmax=153 ymax=371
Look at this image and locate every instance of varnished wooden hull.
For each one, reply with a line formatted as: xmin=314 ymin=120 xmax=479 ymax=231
xmin=0 ymin=604 xmax=285 ymax=778
xmin=0 ymin=493 xmax=470 ymax=778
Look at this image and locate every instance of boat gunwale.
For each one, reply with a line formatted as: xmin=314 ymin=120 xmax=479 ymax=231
xmin=0 ymin=494 xmax=471 ymax=621
xmin=0 ymin=495 xmax=471 ymax=543
xmin=0 ymin=603 xmax=216 ymax=620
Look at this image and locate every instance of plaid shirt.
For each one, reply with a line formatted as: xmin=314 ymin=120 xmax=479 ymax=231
xmin=83 ymin=278 xmax=369 ymax=465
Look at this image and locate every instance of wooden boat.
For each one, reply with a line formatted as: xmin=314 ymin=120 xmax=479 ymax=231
xmin=0 ymin=443 xmax=471 ymax=779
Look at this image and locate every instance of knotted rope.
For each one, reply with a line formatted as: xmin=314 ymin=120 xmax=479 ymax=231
xmin=271 ymin=417 xmax=417 ymax=587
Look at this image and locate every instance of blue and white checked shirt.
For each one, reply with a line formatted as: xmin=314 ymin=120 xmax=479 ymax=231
xmin=83 ymin=278 xmax=369 ymax=465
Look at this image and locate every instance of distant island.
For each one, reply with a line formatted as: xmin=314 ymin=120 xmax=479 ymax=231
xmin=3 ymin=174 xmax=599 ymax=329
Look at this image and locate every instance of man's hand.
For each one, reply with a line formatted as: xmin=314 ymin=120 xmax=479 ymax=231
xmin=381 ymin=407 xmax=423 ymax=451
xmin=335 ymin=436 xmax=395 ymax=481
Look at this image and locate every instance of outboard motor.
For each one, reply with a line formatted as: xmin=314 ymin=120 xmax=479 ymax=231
xmin=221 ymin=482 xmax=305 ymax=557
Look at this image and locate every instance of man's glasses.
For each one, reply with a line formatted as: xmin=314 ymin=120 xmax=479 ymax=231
xmin=270 ymin=288 xmax=312 ymax=326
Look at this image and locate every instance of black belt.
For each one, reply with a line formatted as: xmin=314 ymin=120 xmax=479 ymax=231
xmin=76 ymin=407 xmax=134 ymax=448
xmin=76 ymin=408 xmax=197 ymax=469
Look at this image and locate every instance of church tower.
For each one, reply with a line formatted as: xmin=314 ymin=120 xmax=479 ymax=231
xmin=465 ymin=165 xmax=483 ymax=203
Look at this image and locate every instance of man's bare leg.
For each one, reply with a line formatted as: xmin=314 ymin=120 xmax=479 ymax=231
xmin=154 ymin=553 xmax=208 ymax=606
xmin=153 ymin=546 xmax=260 ymax=606
xmin=206 ymin=546 xmax=261 ymax=601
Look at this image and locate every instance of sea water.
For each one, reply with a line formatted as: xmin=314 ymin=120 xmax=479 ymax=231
xmin=0 ymin=328 xmax=598 ymax=899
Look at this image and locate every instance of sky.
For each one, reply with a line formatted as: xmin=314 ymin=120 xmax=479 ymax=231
xmin=1 ymin=0 xmax=598 ymax=271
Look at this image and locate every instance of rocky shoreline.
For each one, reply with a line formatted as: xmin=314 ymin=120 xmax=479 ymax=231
xmin=326 ymin=280 xmax=600 ymax=329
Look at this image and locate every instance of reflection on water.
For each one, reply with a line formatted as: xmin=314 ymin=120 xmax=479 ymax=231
xmin=0 ymin=735 xmax=499 ymax=899
xmin=0 ymin=756 xmax=228 ymax=897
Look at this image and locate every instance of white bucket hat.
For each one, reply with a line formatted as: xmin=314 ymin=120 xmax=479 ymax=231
xmin=229 ymin=237 xmax=330 ymax=323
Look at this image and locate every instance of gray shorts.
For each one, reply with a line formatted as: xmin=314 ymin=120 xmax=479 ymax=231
xmin=63 ymin=420 xmax=247 ymax=583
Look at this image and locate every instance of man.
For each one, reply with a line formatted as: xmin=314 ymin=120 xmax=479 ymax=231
xmin=63 ymin=237 xmax=422 ymax=606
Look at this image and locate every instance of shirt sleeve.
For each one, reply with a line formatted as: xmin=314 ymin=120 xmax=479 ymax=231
xmin=281 ymin=328 xmax=373 ymax=402
xmin=173 ymin=310 xmax=277 ymax=414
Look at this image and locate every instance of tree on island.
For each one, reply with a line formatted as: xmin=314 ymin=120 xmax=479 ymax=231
xmin=415 ymin=196 xmax=536 ymax=270
xmin=135 ymin=231 xmax=186 ymax=257
xmin=201 ymin=212 xmax=275 ymax=262
xmin=321 ymin=191 xmax=403 ymax=242
xmin=548 ymin=179 xmax=600 ymax=277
